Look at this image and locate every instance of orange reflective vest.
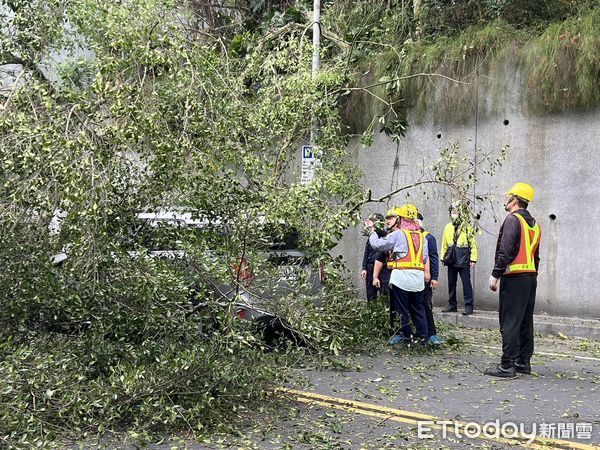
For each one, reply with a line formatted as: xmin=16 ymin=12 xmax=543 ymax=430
xmin=505 ymin=213 xmax=541 ymax=275
xmin=387 ymin=230 xmax=425 ymax=271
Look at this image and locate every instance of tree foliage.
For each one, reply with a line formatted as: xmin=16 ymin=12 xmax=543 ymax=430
xmin=0 ymin=0 xmax=373 ymax=446
xmin=326 ymin=0 xmax=600 ymax=125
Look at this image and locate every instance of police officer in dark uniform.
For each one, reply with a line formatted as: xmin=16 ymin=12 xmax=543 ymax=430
xmin=361 ymin=213 xmax=390 ymax=301
xmin=417 ymin=212 xmax=442 ymax=345
xmin=485 ymin=183 xmax=541 ymax=378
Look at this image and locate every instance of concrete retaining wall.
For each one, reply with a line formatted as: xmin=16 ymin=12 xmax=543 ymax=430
xmin=333 ymin=91 xmax=600 ymax=319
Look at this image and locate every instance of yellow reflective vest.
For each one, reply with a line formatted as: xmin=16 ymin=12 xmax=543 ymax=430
xmin=441 ymin=222 xmax=478 ymax=267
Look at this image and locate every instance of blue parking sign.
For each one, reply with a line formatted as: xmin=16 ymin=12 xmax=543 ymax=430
xmin=302 ymin=145 xmax=313 ymax=159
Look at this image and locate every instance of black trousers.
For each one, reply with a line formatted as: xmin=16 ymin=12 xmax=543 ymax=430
xmin=499 ymin=275 xmax=537 ymax=364
xmin=366 ymin=268 xmax=389 ymax=301
xmin=423 ymin=283 xmax=437 ymax=336
xmin=447 ymin=266 xmax=473 ymax=310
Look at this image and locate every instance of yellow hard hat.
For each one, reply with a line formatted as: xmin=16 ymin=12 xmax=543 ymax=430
xmin=397 ymin=203 xmax=418 ymax=220
xmin=385 ymin=207 xmax=399 ymax=218
xmin=506 ymin=182 xmax=534 ymax=202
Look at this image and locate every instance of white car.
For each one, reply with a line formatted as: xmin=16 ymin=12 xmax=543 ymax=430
xmin=50 ymin=209 xmax=322 ymax=345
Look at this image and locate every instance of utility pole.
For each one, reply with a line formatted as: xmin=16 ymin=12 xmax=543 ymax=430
xmin=302 ymin=0 xmax=321 ymax=185
xmin=310 ymin=0 xmax=320 ymax=147
xmin=311 ymin=0 xmax=321 ymax=81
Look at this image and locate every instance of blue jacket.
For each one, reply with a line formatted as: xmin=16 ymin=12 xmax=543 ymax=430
xmin=425 ymin=232 xmax=439 ymax=281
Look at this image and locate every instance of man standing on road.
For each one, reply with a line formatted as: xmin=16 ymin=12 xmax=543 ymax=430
xmin=417 ymin=212 xmax=442 ymax=345
xmin=441 ymin=203 xmax=478 ymax=315
xmin=485 ymin=183 xmax=541 ymax=378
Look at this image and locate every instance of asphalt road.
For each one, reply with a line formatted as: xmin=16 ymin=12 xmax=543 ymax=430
xmin=211 ymin=326 xmax=599 ymax=449
xmin=104 ymin=325 xmax=600 ymax=449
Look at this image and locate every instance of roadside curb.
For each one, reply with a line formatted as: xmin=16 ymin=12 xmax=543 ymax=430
xmin=433 ymin=308 xmax=600 ymax=340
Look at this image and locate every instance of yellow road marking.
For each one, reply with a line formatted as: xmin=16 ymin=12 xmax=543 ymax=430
xmin=291 ymin=396 xmax=550 ymax=449
xmin=278 ymin=387 xmax=599 ymax=450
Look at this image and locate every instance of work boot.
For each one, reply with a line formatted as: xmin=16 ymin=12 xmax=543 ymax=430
xmin=442 ymin=306 xmax=457 ymax=313
xmin=515 ymin=359 xmax=531 ymax=374
xmin=462 ymin=308 xmax=474 ymax=316
xmin=484 ymin=363 xmax=517 ymax=378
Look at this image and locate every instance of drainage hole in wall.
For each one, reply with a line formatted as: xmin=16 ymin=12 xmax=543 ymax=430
xmin=437 ymin=133 xmax=442 ymax=139
xmin=549 ymin=214 xmax=556 ymax=220
xmin=503 ymin=119 xmax=510 ymax=126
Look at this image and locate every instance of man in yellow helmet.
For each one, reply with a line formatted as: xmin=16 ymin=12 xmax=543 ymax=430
xmin=485 ymin=182 xmax=541 ymax=378
xmin=364 ymin=204 xmax=431 ymax=345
